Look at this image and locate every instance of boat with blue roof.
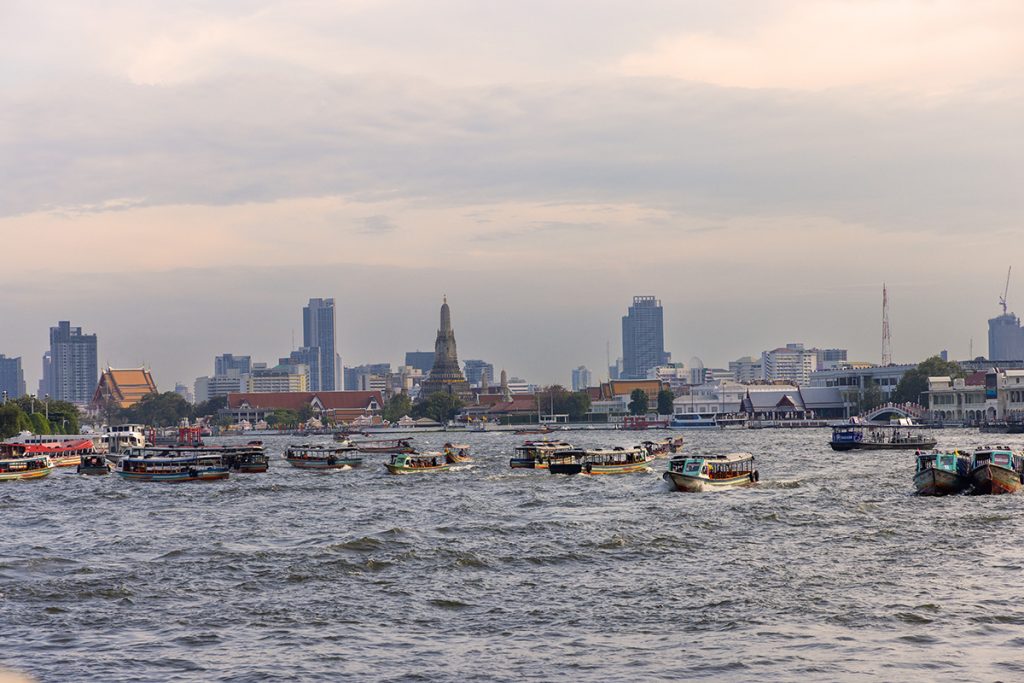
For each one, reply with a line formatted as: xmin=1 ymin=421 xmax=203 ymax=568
xmin=829 ymin=425 xmax=936 ymax=451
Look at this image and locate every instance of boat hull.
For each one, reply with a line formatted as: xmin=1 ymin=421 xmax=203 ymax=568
xmin=913 ymin=468 xmax=969 ymax=496
xmin=583 ymin=461 xmax=653 ymax=475
xmin=117 ymin=469 xmax=229 ymax=482
xmin=970 ymin=464 xmax=1022 ymax=495
xmin=286 ymin=458 xmax=361 ymax=470
xmin=77 ymin=465 xmax=111 ymax=475
xmin=830 ymin=441 xmax=937 ymax=451
xmin=384 ymin=463 xmax=450 ymax=474
xmin=663 ymin=470 xmax=754 ymax=492
xmin=0 ymin=467 xmax=53 ymax=481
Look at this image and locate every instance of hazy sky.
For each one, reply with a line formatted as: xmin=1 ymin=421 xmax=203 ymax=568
xmin=2 ymin=0 xmax=1023 ymax=391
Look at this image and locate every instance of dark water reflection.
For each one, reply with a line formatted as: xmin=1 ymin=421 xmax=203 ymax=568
xmin=3 ymin=428 xmax=1024 ymax=681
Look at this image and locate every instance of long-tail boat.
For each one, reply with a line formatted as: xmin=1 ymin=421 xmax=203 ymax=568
xmin=352 ymin=438 xmax=415 ymax=454
xmin=77 ymin=453 xmax=112 ymax=475
xmin=509 ymin=440 xmax=575 ymax=469
xmin=443 ymin=443 xmax=472 ymax=463
xmin=662 ymin=452 xmax=758 ymax=492
xmin=222 ymin=442 xmax=270 ymax=473
xmin=548 ymin=446 xmax=653 ymax=475
xmin=642 ymin=437 xmax=684 ymax=458
xmin=0 ymin=444 xmax=53 ymax=481
xmin=969 ymin=447 xmax=1023 ymax=495
xmin=913 ymin=450 xmax=970 ymax=495
xmin=285 ymin=444 xmax=363 ymax=470
xmin=384 ymin=452 xmax=451 ymax=474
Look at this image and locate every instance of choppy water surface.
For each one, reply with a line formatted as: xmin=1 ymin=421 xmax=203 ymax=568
xmin=4 ymin=428 xmax=1024 ymax=681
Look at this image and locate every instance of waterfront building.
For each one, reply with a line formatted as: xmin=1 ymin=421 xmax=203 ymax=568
xmin=813 ymin=348 xmax=848 ymax=370
xmin=226 ymin=390 xmax=383 ymax=425
xmin=92 ymin=368 xmax=158 ymax=410
xmin=988 ymin=313 xmax=1024 ymax=362
xmin=48 ymin=321 xmax=98 ymax=405
xmin=0 ymin=354 xmax=26 ymax=399
xmin=405 ymin=351 xmax=435 ymax=374
xmin=303 ymin=298 xmax=339 ymax=391
xmin=571 ymin=366 xmax=592 ymax=391
xmin=621 ymin=296 xmax=670 ymax=379
xmin=463 ymin=360 xmax=494 ymax=388
xmin=419 ymin=297 xmax=470 ymax=398
xmin=674 ymin=381 xmax=847 ymax=419
xmin=247 ymin=363 xmax=309 ymax=393
xmin=214 ymin=354 xmax=251 ymax=377
xmin=760 ymin=344 xmax=817 ymax=385
xmin=809 ymin=362 xmax=915 ymax=405
xmin=926 ymin=374 xmax=988 ymax=423
xmin=590 ymin=379 xmax=666 ymax=415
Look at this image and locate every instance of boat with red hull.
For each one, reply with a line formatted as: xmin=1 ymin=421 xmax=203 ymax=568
xmin=969 ymin=448 xmax=1023 ymax=495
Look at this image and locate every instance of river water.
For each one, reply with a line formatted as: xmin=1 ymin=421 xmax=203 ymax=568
xmin=3 ymin=428 xmax=1024 ymax=681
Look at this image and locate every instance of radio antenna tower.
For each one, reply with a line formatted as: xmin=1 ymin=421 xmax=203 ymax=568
xmin=881 ymin=284 xmax=892 ymax=366
xmin=1000 ymin=266 xmax=1012 ymax=315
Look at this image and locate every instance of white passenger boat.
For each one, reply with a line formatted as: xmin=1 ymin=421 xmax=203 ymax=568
xmin=663 ymin=452 xmax=758 ymax=492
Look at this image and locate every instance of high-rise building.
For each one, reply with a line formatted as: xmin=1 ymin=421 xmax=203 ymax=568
xmin=729 ymin=356 xmax=763 ymax=384
xmin=303 ymin=298 xmax=339 ymax=391
xmin=405 ymin=351 xmax=435 ymax=374
xmin=988 ymin=313 xmax=1024 ymax=361
xmin=813 ymin=348 xmax=848 ymax=370
xmin=248 ymin=363 xmax=309 ymax=393
xmin=463 ymin=360 xmax=494 ymax=387
xmin=761 ymin=344 xmax=818 ymax=385
xmin=0 ymin=354 xmax=26 ymax=399
xmin=174 ymin=382 xmax=194 ymax=404
xmin=48 ymin=321 xmax=98 ymax=404
xmin=215 ymin=354 xmax=252 ymax=377
xmin=38 ymin=351 xmax=53 ymax=397
xmin=344 ymin=363 xmax=392 ymax=391
xmin=420 ymin=297 xmax=470 ymax=398
xmin=571 ymin=366 xmax=592 ymax=391
xmin=621 ymin=296 xmax=670 ymax=379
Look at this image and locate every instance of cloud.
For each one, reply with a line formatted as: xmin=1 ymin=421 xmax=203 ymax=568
xmin=358 ymin=214 xmax=397 ymax=234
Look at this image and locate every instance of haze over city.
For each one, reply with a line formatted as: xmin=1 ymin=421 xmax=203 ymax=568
xmin=2 ymin=0 xmax=1023 ymax=390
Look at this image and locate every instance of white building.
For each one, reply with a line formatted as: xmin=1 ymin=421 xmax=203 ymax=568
xmin=810 ymin=363 xmax=914 ymax=403
xmin=729 ymin=356 xmax=763 ymax=383
xmin=761 ymin=344 xmax=818 ymax=385
xmin=195 ymin=373 xmax=247 ymax=403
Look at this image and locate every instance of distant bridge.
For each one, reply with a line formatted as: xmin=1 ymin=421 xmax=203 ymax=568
xmin=862 ymin=403 xmax=927 ymax=422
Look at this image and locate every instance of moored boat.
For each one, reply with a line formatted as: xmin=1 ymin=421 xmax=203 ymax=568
xmin=284 ymin=444 xmax=363 ymax=470
xmin=829 ymin=425 xmax=936 ymax=451
xmin=352 ymin=438 xmax=414 ymax=454
xmin=662 ymin=452 xmax=758 ymax=492
xmin=77 ymin=453 xmax=112 ymax=475
xmin=509 ymin=440 xmax=575 ymax=469
xmin=969 ymin=447 xmax=1023 ymax=495
xmin=384 ymin=452 xmax=451 ymax=474
xmin=116 ymin=449 xmax=230 ymax=482
xmin=548 ymin=446 xmax=653 ymax=475
xmin=0 ymin=445 xmax=53 ymax=481
xmin=443 ymin=443 xmax=472 ymax=463
xmin=913 ymin=450 xmax=970 ymax=496
xmin=670 ymin=413 xmax=722 ymax=430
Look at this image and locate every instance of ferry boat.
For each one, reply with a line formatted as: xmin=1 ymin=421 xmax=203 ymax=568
xmin=642 ymin=437 xmax=684 ymax=458
xmin=222 ymin=443 xmax=270 ymax=473
xmin=351 ymin=438 xmax=415 ymax=454
xmin=913 ymin=450 xmax=970 ymax=496
xmin=284 ymin=444 xmax=363 ymax=470
xmin=116 ymin=449 xmax=230 ymax=482
xmin=548 ymin=447 xmax=654 ymax=475
xmin=829 ymin=425 xmax=937 ymax=451
xmin=669 ymin=413 xmax=723 ymax=430
xmin=969 ymin=447 xmax=1023 ymax=495
xmin=30 ymin=439 xmax=96 ymax=467
xmin=0 ymin=444 xmax=53 ymax=481
xmin=384 ymin=452 xmax=451 ymax=474
xmin=103 ymin=424 xmax=148 ymax=454
xmin=77 ymin=453 xmax=112 ymax=475
xmin=663 ymin=452 xmax=758 ymax=492
xmin=509 ymin=440 xmax=576 ymax=469
xmin=443 ymin=443 xmax=472 ymax=463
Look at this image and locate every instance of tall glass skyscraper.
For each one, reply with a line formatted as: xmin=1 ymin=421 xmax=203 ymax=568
xmin=989 ymin=313 xmax=1024 ymax=361
xmin=621 ymin=296 xmax=670 ymax=379
xmin=48 ymin=321 xmax=98 ymax=404
xmin=0 ymin=354 xmax=26 ymax=399
xmin=303 ymin=298 xmax=338 ymax=391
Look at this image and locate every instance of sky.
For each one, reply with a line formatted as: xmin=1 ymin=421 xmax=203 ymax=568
xmin=1 ymin=0 xmax=1023 ymax=391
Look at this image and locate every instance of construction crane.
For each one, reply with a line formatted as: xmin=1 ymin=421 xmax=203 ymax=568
xmin=1000 ymin=267 xmax=1012 ymax=315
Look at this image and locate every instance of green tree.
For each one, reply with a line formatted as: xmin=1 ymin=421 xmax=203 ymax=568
xmin=0 ymin=404 xmax=33 ymax=439
xmin=29 ymin=412 xmax=51 ymax=435
xmin=194 ymin=395 xmax=227 ymax=417
xmin=536 ymin=386 xmax=592 ymax=421
xmin=297 ymin=403 xmax=315 ymax=423
xmin=892 ymin=356 xmax=966 ymax=405
xmin=45 ymin=400 xmax=80 ymax=434
xmin=656 ymin=389 xmax=675 ymax=415
xmin=628 ymin=389 xmax=649 ymax=416
xmin=564 ymin=391 xmax=591 ymax=421
xmin=123 ymin=392 xmax=192 ymax=427
xmin=383 ymin=393 xmax=413 ymax=423
xmin=859 ymin=381 xmax=884 ymax=412
xmin=266 ymin=409 xmax=300 ymax=428
xmin=411 ymin=392 xmax=465 ymax=423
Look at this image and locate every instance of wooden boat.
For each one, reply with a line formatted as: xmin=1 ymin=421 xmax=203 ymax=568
xmin=351 ymin=438 xmax=415 ymax=454
xmin=663 ymin=452 xmax=758 ymax=492
xmin=829 ymin=426 xmax=936 ymax=451
xmin=285 ymin=444 xmax=363 ymax=470
xmin=116 ymin=449 xmax=230 ymax=482
xmin=514 ymin=427 xmax=552 ymax=436
xmin=384 ymin=452 xmax=451 ymax=474
xmin=30 ymin=439 xmax=96 ymax=467
xmin=548 ymin=446 xmax=654 ymax=475
xmin=222 ymin=442 xmax=270 ymax=473
xmin=77 ymin=453 xmax=112 ymax=475
xmin=509 ymin=440 xmax=575 ymax=469
xmin=969 ymin=448 xmax=1023 ymax=495
xmin=0 ymin=445 xmax=53 ymax=481
xmin=913 ymin=450 xmax=970 ymax=496
xmin=443 ymin=443 xmax=472 ymax=463
xmin=642 ymin=437 xmax=684 ymax=458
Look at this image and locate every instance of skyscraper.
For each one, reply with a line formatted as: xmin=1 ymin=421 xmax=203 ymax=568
xmin=988 ymin=313 xmax=1024 ymax=361
xmin=215 ymin=353 xmax=252 ymax=377
xmin=621 ymin=296 xmax=670 ymax=379
xmin=48 ymin=321 xmax=98 ymax=404
xmin=0 ymin=354 xmax=26 ymax=399
xmin=420 ymin=297 xmax=470 ymax=398
xmin=405 ymin=351 xmax=435 ymax=374
xmin=571 ymin=365 xmax=592 ymax=391
xmin=463 ymin=360 xmax=494 ymax=387
xmin=303 ymin=298 xmax=338 ymax=391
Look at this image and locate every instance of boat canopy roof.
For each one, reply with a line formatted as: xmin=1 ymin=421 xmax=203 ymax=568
xmin=672 ymin=452 xmax=754 ymax=463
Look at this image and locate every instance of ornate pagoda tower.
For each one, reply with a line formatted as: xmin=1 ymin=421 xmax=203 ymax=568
xmin=420 ymin=296 xmax=470 ymax=398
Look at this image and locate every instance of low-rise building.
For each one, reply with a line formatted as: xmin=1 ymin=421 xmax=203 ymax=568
xmin=225 ymin=391 xmax=384 ymax=425
xmin=926 ymin=374 xmax=987 ymax=422
xmin=810 ymin=363 xmax=915 ymax=405
xmin=247 ymin=363 xmax=309 ymax=393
